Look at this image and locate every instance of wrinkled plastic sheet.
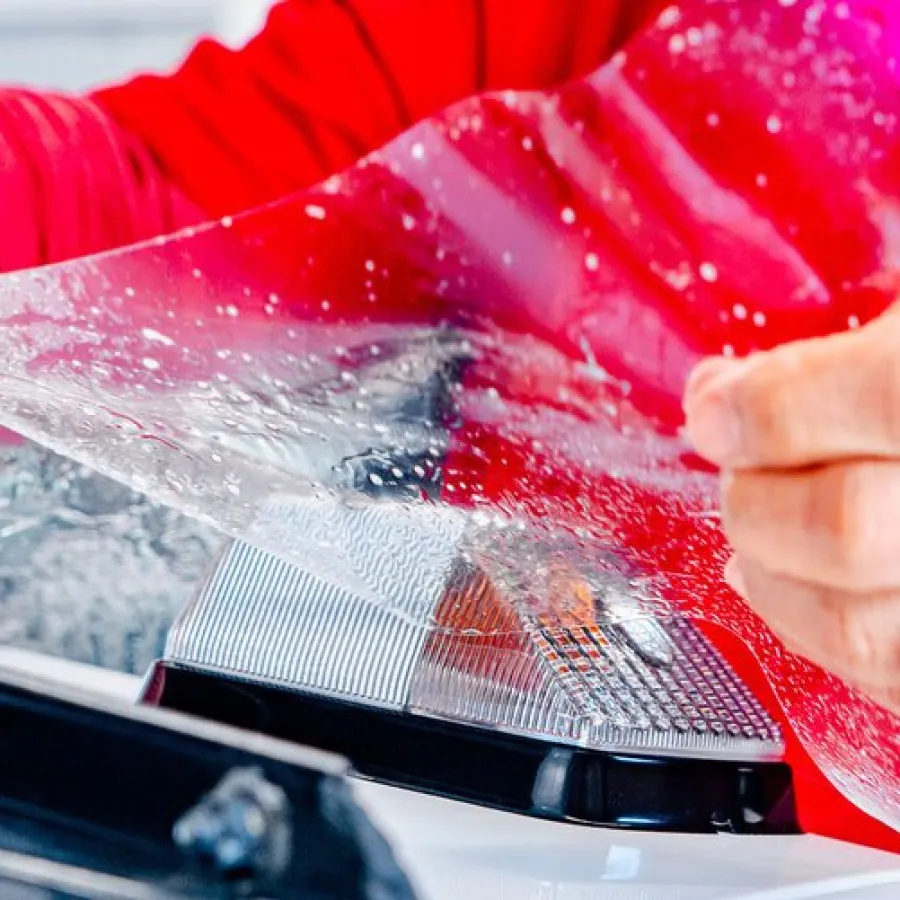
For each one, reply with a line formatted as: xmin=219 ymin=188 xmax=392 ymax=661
xmin=0 ymin=0 xmax=897 ymax=846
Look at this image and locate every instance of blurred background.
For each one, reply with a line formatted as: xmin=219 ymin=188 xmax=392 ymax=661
xmin=0 ymin=0 xmax=276 ymax=90
xmin=0 ymin=1 xmax=289 ymax=675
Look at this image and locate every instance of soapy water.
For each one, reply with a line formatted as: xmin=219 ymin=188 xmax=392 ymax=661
xmin=0 ymin=0 xmax=897 ymax=835
xmin=0 ymin=442 xmax=223 ymax=673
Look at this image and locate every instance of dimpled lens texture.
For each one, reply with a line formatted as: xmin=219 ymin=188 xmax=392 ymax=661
xmin=166 ymin=502 xmax=785 ymax=761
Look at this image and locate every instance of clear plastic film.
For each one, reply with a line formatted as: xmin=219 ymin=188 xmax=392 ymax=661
xmin=0 ymin=0 xmax=898 ymax=845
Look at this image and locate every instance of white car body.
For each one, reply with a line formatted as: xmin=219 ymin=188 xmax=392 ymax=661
xmin=1 ymin=647 xmax=898 ymax=900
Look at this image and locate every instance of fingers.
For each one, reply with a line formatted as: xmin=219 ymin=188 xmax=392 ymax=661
xmin=683 ymin=316 xmax=900 ymax=469
xmin=721 ymin=460 xmax=900 ymax=592
xmin=683 ymin=309 xmax=900 ymax=702
xmin=725 ymin=555 xmax=900 ymax=710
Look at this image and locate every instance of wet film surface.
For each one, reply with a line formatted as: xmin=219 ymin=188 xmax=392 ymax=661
xmin=0 ymin=0 xmax=897 ymax=834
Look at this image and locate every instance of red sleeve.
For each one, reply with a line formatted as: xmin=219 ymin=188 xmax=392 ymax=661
xmin=0 ymin=0 xmax=661 ymax=273
xmin=0 ymin=90 xmax=202 ymax=273
xmin=93 ymin=0 xmax=663 ymax=219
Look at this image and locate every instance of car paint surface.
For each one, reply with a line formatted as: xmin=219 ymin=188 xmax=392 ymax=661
xmin=2 ymin=648 xmax=897 ymax=900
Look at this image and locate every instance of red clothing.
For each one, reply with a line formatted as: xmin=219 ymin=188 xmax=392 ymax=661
xmin=0 ymin=0 xmax=660 ymax=273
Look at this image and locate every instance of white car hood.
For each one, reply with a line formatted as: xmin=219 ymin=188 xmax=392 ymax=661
xmin=359 ymin=780 xmax=900 ymax=900
xmin=3 ymin=648 xmax=898 ymax=900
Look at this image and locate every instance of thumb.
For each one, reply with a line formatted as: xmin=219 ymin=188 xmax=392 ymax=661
xmin=683 ymin=315 xmax=900 ymax=469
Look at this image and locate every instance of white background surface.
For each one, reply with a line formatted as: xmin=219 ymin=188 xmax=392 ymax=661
xmin=0 ymin=0 xmax=275 ymax=90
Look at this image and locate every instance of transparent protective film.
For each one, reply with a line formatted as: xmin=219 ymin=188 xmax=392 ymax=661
xmin=0 ymin=0 xmax=898 ymax=843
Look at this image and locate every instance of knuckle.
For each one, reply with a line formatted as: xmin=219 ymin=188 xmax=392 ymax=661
xmin=732 ymin=353 xmax=805 ymax=461
xmin=719 ymin=471 xmax=769 ymax=553
xmin=819 ymin=464 xmax=878 ymax=576
xmin=823 ymin=595 xmax=900 ymax=684
xmin=733 ymin=366 xmax=790 ymax=455
xmin=862 ymin=344 xmax=900 ymax=448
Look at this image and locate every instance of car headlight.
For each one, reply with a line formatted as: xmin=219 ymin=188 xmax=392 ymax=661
xmin=144 ymin=494 xmax=796 ymax=836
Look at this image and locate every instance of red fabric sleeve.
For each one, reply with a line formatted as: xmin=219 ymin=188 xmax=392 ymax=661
xmin=0 ymin=90 xmax=202 ymax=272
xmin=93 ymin=0 xmax=663 ymax=219
xmin=0 ymin=0 xmax=661 ymax=273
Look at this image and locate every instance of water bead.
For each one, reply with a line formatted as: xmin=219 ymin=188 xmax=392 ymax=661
xmin=699 ymin=262 xmax=718 ymax=283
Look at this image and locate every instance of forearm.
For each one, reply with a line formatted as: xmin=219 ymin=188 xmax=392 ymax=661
xmin=0 ymin=0 xmax=663 ymax=273
xmin=0 ymin=89 xmax=202 ymax=273
xmin=93 ymin=0 xmax=663 ymax=220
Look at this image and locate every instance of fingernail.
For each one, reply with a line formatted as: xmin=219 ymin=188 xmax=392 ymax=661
xmin=723 ymin=557 xmax=748 ymax=598
xmin=683 ymin=361 xmax=747 ymax=465
xmin=683 ymin=356 xmax=736 ymax=405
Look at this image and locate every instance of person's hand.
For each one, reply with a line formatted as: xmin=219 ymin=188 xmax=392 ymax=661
xmin=683 ymin=310 xmax=900 ymax=713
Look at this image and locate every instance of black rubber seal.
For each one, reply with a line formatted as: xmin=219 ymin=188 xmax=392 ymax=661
xmin=145 ymin=662 xmax=800 ymax=836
